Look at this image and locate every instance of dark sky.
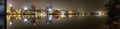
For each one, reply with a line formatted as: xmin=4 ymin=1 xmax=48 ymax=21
xmin=0 ymin=0 xmax=5 ymax=15
xmin=8 ymin=0 xmax=108 ymax=12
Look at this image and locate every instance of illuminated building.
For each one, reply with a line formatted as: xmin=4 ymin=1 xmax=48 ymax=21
xmin=46 ymin=16 xmax=53 ymax=24
xmin=46 ymin=4 xmax=53 ymax=15
xmin=46 ymin=4 xmax=53 ymax=12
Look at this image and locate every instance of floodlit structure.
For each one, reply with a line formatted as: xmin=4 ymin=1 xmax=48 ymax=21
xmin=23 ymin=7 xmax=28 ymax=10
xmin=46 ymin=4 xmax=53 ymax=12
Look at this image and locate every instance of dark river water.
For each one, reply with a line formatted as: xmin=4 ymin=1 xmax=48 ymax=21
xmin=7 ymin=15 xmax=108 ymax=29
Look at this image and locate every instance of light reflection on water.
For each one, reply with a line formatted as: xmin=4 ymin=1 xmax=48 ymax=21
xmin=7 ymin=14 xmax=108 ymax=29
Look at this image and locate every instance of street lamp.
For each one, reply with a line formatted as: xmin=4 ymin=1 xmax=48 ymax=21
xmin=23 ymin=7 xmax=28 ymax=10
xmin=9 ymin=4 xmax=12 ymax=7
xmin=48 ymin=8 xmax=52 ymax=11
xmin=48 ymin=17 xmax=52 ymax=20
xmin=10 ymin=21 xmax=12 ymax=25
xmin=24 ymin=18 xmax=28 ymax=22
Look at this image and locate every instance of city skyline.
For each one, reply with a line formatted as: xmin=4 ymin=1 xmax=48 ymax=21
xmin=6 ymin=0 xmax=115 ymax=29
xmin=7 ymin=0 xmax=108 ymax=12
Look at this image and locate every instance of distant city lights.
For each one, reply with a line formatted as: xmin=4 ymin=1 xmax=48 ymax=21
xmin=68 ymin=15 xmax=73 ymax=18
xmin=48 ymin=17 xmax=52 ymax=20
xmin=9 ymin=4 xmax=12 ymax=7
xmin=49 ymin=15 xmax=53 ymax=18
xmin=10 ymin=21 xmax=12 ymax=25
xmin=61 ymin=15 xmax=66 ymax=18
xmin=48 ymin=8 xmax=52 ymax=11
xmin=24 ymin=18 xmax=28 ymax=22
xmin=23 ymin=7 xmax=28 ymax=10
xmin=96 ymin=11 xmax=105 ymax=16
xmin=57 ymin=9 xmax=60 ymax=10
xmin=68 ymin=11 xmax=73 ymax=13
xmin=61 ymin=11 xmax=65 ymax=15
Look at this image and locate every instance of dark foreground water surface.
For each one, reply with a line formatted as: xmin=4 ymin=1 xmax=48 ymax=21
xmin=7 ymin=15 xmax=108 ymax=29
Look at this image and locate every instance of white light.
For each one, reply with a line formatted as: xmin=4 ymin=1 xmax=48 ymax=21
xmin=23 ymin=7 xmax=28 ymax=10
xmin=10 ymin=21 xmax=12 ymax=25
xmin=82 ymin=12 xmax=85 ymax=16
xmin=58 ymin=9 xmax=60 ymax=10
xmin=48 ymin=17 xmax=52 ymax=20
xmin=68 ymin=11 xmax=73 ymax=13
xmin=42 ymin=12 xmax=47 ymax=16
xmin=40 ymin=12 xmax=47 ymax=17
xmin=61 ymin=11 xmax=65 ymax=15
xmin=49 ymin=15 xmax=53 ymax=18
xmin=98 ymin=12 xmax=102 ymax=16
xmin=24 ymin=18 xmax=28 ymax=22
xmin=96 ymin=11 xmax=104 ymax=16
xmin=68 ymin=15 xmax=73 ymax=18
xmin=48 ymin=8 xmax=52 ymax=11
xmin=61 ymin=15 xmax=66 ymax=18
xmin=9 ymin=4 xmax=12 ymax=7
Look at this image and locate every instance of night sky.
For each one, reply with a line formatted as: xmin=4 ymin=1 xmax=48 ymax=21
xmin=8 ymin=0 xmax=108 ymax=12
xmin=0 ymin=0 xmax=5 ymax=28
xmin=0 ymin=0 xmax=5 ymax=15
xmin=0 ymin=6 xmax=4 ymax=15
